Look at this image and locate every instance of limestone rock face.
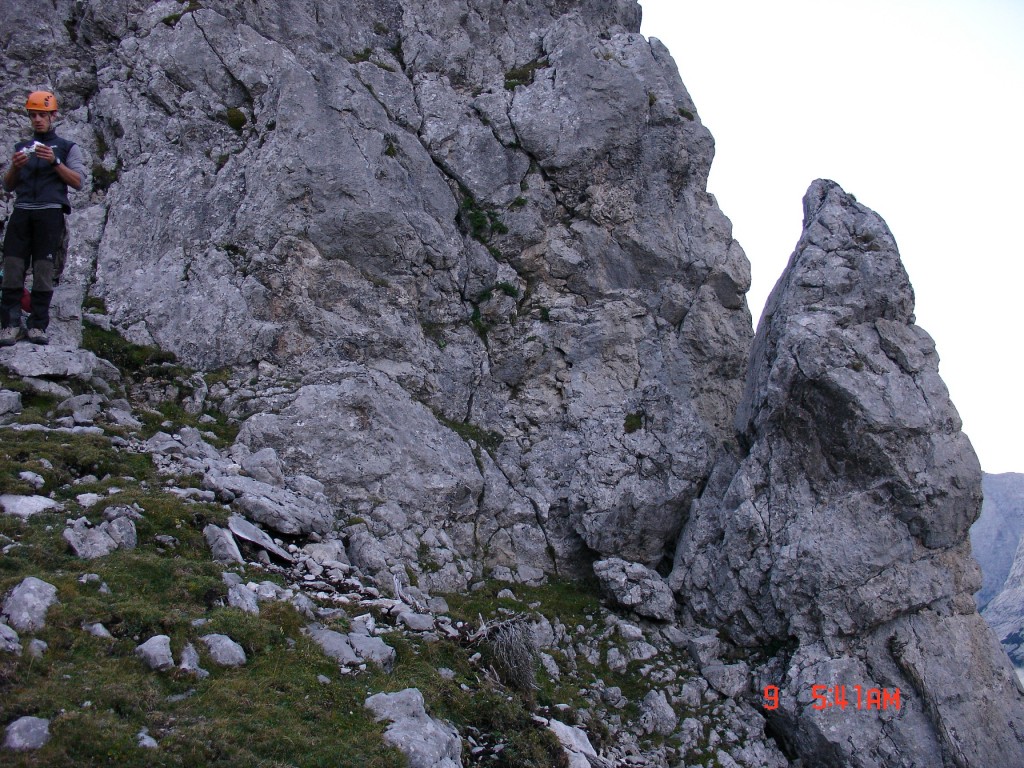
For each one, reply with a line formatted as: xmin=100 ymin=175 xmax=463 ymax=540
xmin=5 ymin=3 xmax=1022 ymax=764
xmin=671 ymin=180 xmax=1024 ymax=767
xmin=9 ymin=0 xmax=751 ymax=579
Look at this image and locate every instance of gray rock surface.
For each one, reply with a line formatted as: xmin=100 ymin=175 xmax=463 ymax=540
xmin=3 ymin=716 xmax=51 ymax=751
xmin=203 ymin=524 xmax=244 ymax=564
xmin=671 ymin=180 xmax=1024 ymax=767
xmin=135 ymin=635 xmax=175 ymax=671
xmin=201 ymin=634 xmax=247 ymax=667
xmin=306 ymin=624 xmax=396 ymax=671
xmin=1 ymin=2 xmax=1021 ymax=764
xmin=638 ymin=690 xmax=676 ymax=736
xmin=227 ymin=583 xmax=260 ymax=615
xmin=0 ymin=621 xmax=21 ymax=655
xmin=226 ymin=514 xmax=294 ymax=562
xmin=365 ymin=688 xmax=462 ymax=768
xmin=546 ymin=717 xmax=609 ymax=768
xmin=0 ymin=494 xmax=61 ymax=519
xmin=593 ymin=557 xmax=675 ymax=620
xmin=972 ymin=472 xmax=1024 ymax=608
xmin=981 ymin=533 xmax=1024 ymax=667
xmin=179 ymin=642 xmax=210 ymax=679
xmin=63 ymin=515 xmax=138 ymax=558
xmin=9 ymin=0 xmax=751 ymax=583
xmin=0 ymin=389 xmax=22 ymax=419
xmin=2 ymin=577 xmax=59 ymax=633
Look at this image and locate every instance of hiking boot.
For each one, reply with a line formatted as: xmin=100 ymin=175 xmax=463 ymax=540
xmin=26 ymin=328 xmax=48 ymax=345
xmin=0 ymin=327 xmax=20 ymax=347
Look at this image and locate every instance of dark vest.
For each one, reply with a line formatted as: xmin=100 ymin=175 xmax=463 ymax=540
xmin=13 ymin=131 xmax=76 ymax=213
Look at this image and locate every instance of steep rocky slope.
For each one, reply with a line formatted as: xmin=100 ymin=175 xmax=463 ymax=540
xmin=670 ymin=180 xmax=1024 ymax=766
xmin=6 ymin=0 xmax=753 ymax=591
xmin=2 ymin=0 xmax=1023 ymax=766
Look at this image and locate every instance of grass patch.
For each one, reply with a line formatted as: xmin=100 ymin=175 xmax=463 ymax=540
xmin=81 ymin=324 xmax=179 ymax=377
xmin=161 ymin=0 xmax=202 ymax=27
xmin=435 ymin=412 xmax=503 ymax=454
xmin=0 ymin=429 xmax=155 ymax=496
xmin=624 ymin=411 xmax=644 ymax=434
xmin=504 ymin=58 xmax=549 ymax=90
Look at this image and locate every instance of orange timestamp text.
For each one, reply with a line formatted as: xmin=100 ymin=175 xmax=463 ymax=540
xmin=763 ymin=684 xmax=901 ymax=712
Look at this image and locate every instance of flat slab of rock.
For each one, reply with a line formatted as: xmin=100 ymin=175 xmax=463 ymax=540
xmin=365 ymin=688 xmax=462 ymax=768
xmin=227 ymin=514 xmax=294 ymax=562
xmin=203 ymin=471 xmax=332 ymax=537
xmin=201 ymin=633 xmax=247 ymax=667
xmin=2 ymin=577 xmax=58 ymax=632
xmin=3 ymin=715 xmax=51 ymax=751
xmin=0 ymin=345 xmax=118 ymax=382
xmin=0 ymin=494 xmax=61 ymax=520
xmin=203 ymin=524 xmax=244 ymax=563
xmin=306 ymin=625 xmax=396 ymax=671
xmin=398 ymin=612 xmax=436 ymax=632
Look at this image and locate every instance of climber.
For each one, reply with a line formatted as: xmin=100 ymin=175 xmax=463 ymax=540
xmin=1 ymin=90 xmax=86 ymax=346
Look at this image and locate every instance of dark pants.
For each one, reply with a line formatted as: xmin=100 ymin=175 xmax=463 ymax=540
xmin=1 ymin=207 xmax=65 ymax=330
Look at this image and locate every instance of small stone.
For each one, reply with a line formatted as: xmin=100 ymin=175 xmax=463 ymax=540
xmin=398 ymin=612 xmax=435 ymax=632
xmin=136 ymin=635 xmax=175 ymax=670
xmin=201 ymin=634 xmax=247 ymax=667
xmin=83 ymin=622 xmax=114 ymax=640
xmin=179 ymin=643 xmax=210 ymax=678
xmin=2 ymin=577 xmax=59 ymax=632
xmin=137 ymin=728 xmax=158 ymax=748
xmin=76 ymin=493 xmax=102 ymax=508
xmin=1 ymin=622 xmax=21 ymax=655
xmin=3 ymin=716 xmax=50 ymax=751
xmin=27 ymin=639 xmax=48 ymax=658
xmin=18 ymin=472 xmax=44 ymax=490
xmin=228 ymin=584 xmax=260 ymax=615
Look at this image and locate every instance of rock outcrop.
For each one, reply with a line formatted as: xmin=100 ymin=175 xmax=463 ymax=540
xmin=5 ymin=0 xmax=752 ymax=585
xmin=671 ymin=180 xmax=1024 ymax=766
xmin=3 ymin=1 xmax=1022 ymax=765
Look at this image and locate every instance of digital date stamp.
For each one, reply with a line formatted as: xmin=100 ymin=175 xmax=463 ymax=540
xmin=763 ymin=684 xmax=901 ymax=712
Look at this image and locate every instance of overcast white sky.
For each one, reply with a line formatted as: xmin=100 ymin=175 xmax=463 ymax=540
xmin=639 ymin=0 xmax=1024 ymax=475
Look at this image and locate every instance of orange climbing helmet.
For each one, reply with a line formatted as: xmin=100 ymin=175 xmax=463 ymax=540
xmin=25 ymin=91 xmax=58 ymax=112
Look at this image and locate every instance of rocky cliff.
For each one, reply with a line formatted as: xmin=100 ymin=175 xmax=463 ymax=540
xmin=8 ymin=0 xmax=751 ymax=589
xmin=670 ymin=180 xmax=1024 ymax=766
xmin=2 ymin=1 xmax=1022 ymax=766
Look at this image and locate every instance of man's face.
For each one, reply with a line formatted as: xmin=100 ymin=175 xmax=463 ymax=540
xmin=28 ymin=110 xmax=54 ymax=133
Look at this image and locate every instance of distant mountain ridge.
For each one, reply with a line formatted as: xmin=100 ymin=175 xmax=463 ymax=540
xmin=972 ymin=472 xmax=1024 ymax=609
xmin=972 ymin=472 xmax=1024 ymax=668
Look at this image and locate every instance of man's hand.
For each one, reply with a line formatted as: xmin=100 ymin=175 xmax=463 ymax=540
xmin=10 ymin=149 xmax=28 ymax=169
xmin=33 ymin=144 xmax=55 ymax=164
